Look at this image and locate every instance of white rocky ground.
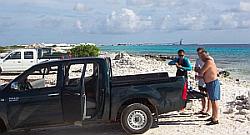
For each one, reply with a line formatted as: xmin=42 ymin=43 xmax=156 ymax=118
xmin=1 ymin=52 xmax=250 ymax=135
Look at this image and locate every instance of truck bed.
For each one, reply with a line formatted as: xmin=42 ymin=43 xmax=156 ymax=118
xmin=111 ymin=72 xmax=173 ymax=86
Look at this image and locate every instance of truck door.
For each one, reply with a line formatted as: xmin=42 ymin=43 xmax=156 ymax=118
xmin=2 ymin=51 xmax=22 ymax=72
xmin=62 ymin=61 xmax=101 ymax=122
xmin=61 ymin=62 xmax=86 ymax=122
xmin=22 ymin=51 xmax=36 ymax=71
xmin=6 ymin=64 xmax=63 ymax=128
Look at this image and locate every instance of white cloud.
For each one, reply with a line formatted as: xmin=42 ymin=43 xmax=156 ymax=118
xmin=241 ymin=20 xmax=250 ymax=27
xmin=180 ymin=15 xmax=207 ymax=30
xmin=73 ymin=3 xmax=90 ymax=12
xmin=37 ymin=16 xmax=63 ymax=29
xmin=106 ymin=8 xmax=152 ymax=33
xmin=127 ymin=0 xmax=153 ymax=6
xmin=76 ymin=20 xmax=83 ymax=30
xmin=156 ymin=0 xmax=187 ymax=7
xmin=240 ymin=1 xmax=250 ymax=12
xmin=218 ymin=13 xmax=239 ymax=29
xmin=160 ymin=14 xmax=207 ymax=31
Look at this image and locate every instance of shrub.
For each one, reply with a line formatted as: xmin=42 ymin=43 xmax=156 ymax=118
xmin=0 ymin=47 xmax=5 ymax=53
xmin=70 ymin=44 xmax=100 ymax=57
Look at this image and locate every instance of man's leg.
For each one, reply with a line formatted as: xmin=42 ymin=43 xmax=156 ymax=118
xmin=211 ymin=80 xmax=220 ymax=121
xmin=205 ymin=90 xmax=212 ymax=114
xmin=199 ymin=86 xmax=207 ymax=113
xmin=212 ymin=101 xmax=219 ymax=121
xmin=206 ymin=99 xmax=212 ymax=113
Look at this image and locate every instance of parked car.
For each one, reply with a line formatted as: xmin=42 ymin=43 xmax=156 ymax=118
xmin=0 ymin=57 xmax=201 ymax=134
xmin=0 ymin=48 xmax=60 ymax=73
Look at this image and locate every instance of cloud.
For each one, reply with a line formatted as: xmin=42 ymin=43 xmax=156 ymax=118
xmin=218 ymin=13 xmax=239 ymax=29
xmin=36 ymin=16 xmax=63 ymax=29
xmin=127 ymin=0 xmax=153 ymax=6
xmin=73 ymin=3 xmax=90 ymax=12
xmin=76 ymin=20 xmax=83 ymax=30
xmin=160 ymin=13 xmax=207 ymax=31
xmin=240 ymin=1 xmax=250 ymax=12
xmin=156 ymin=0 xmax=187 ymax=7
xmin=180 ymin=15 xmax=207 ymax=30
xmin=106 ymin=8 xmax=152 ymax=33
xmin=105 ymin=0 xmax=122 ymax=4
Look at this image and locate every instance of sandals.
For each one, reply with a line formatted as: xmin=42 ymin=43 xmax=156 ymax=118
xmin=205 ymin=117 xmax=219 ymax=125
xmin=195 ymin=111 xmax=210 ymax=116
xmin=206 ymin=120 xmax=219 ymax=125
xmin=205 ymin=117 xmax=213 ymax=121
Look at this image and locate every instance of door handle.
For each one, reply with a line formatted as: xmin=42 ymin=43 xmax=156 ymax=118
xmin=75 ymin=93 xmax=80 ymax=96
xmin=17 ymin=61 xmax=21 ymax=63
xmin=48 ymin=93 xmax=59 ymax=97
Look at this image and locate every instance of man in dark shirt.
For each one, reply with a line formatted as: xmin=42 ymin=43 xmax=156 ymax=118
xmin=168 ymin=49 xmax=192 ymax=78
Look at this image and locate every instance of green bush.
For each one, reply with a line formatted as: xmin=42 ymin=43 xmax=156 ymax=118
xmin=70 ymin=44 xmax=100 ymax=57
xmin=0 ymin=47 xmax=6 ymax=53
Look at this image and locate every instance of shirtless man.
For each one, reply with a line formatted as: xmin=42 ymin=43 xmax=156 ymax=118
xmin=196 ymin=51 xmax=220 ymax=125
xmin=194 ymin=48 xmax=212 ymax=116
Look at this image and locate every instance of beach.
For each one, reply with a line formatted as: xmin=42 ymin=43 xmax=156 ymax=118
xmin=1 ymin=52 xmax=250 ymax=135
xmin=106 ymin=52 xmax=250 ymax=135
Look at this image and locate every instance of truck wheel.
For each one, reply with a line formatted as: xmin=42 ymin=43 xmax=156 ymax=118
xmin=121 ymin=103 xmax=153 ymax=134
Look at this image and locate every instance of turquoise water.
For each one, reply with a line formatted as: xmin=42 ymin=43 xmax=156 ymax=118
xmin=98 ymin=44 xmax=250 ymax=81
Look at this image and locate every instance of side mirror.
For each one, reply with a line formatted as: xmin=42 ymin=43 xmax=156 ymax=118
xmin=11 ymin=82 xmax=20 ymax=90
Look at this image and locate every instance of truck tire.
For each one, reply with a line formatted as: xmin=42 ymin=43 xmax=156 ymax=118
xmin=121 ymin=103 xmax=153 ymax=134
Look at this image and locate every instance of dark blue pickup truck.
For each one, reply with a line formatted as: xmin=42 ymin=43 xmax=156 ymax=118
xmin=0 ymin=57 xmax=190 ymax=134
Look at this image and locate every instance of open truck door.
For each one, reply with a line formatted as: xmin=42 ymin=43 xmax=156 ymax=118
xmin=62 ymin=61 xmax=102 ymax=123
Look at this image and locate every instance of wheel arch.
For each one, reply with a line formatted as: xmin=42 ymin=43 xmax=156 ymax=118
xmin=0 ymin=113 xmax=8 ymax=132
xmin=116 ymin=97 xmax=157 ymax=121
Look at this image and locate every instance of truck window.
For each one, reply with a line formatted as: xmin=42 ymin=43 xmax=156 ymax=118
xmin=17 ymin=65 xmax=58 ymax=91
xmin=24 ymin=51 xmax=34 ymax=59
xmin=64 ymin=63 xmax=97 ymax=86
xmin=7 ymin=52 xmax=21 ymax=60
xmin=64 ymin=63 xmax=85 ymax=86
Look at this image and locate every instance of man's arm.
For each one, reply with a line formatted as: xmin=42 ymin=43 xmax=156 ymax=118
xmin=168 ymin=58 xmax=178 ymax=65
xmin=194 ymin=59 xmax=200 ymax=72
xmin=198 ymin=60 xmax=212 ymax=74
xmin=181 ymin=58 xmax=192 ymax=71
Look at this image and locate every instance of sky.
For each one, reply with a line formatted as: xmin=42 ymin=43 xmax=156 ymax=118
xmin=0 ymin=0 xmax=250 ymax=45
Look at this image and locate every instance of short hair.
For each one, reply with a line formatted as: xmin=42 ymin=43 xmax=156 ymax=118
xmin=178 ymin=49 xmax=185 ymax=54
xmin=197 ymin=48 xmax=205 ymax=52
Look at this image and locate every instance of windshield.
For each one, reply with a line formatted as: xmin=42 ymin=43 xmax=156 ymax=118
xmin=0 ymin=52 xmax=11 ymax=59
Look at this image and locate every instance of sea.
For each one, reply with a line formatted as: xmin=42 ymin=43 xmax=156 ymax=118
xmin=98 ymin=44 xmax=250 ymax=81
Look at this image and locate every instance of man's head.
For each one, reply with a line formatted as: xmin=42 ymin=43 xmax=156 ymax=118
xmin=199 ymin=50 xmax=209 ymax=62
xmin=197 ymin=48 xmax=205 ymax=58
xmin=177 ymin=49 xmax=185 ymax=59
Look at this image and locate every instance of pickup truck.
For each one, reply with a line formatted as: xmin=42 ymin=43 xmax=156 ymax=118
xmin=0 ymin=48 xmax=59 ymax=73
xmin=0 ymin=57 xmax=191 ymax=134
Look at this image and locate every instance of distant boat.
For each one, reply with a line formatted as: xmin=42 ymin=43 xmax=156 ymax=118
xmin=179 ymin=39 xmax=183 ymax=45
xmin=171 ymin=39 xmax=183 ymax=46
